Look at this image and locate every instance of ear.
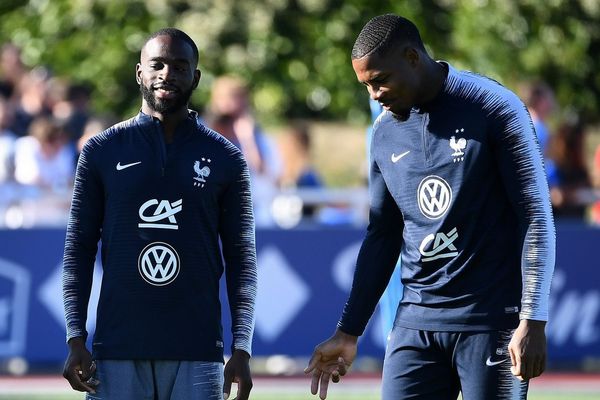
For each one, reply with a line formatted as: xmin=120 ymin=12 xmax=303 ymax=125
xmin=192 ymin=69 xmax=201 ymax=90
xmin=135 ymin=63 xmax=142 ymax=85
xmin=404 ymin=47 xmax=420 ymax=67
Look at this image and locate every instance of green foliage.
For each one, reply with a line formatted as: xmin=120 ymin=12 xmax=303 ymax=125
xmin=1 ymin=0 xmax=598 ymax=123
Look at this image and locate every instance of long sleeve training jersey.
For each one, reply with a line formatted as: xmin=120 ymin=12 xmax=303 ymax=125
xmin=63 ymin=111 xmax=257 ymax=362
xmin=339 ymin=63 xmax=555 ymax=336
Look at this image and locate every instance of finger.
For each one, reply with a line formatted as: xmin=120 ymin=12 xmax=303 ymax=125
xmin=319 ymin=372 xmax=330 ymax=400
xmin=337 ymin=357 xmax=348 ymax=376
xmin=524 ymin=356 xmax=535 ymax=381
xmin=79 ymin=360 xmax=95 ymax=381
xmin=236 ymin=378 xmax=253 ymax=400
xmin=305 ymin=352 xmax=321 ymax=374
xmin=223 ymin=371 xmax=233 ymax=400
xmin=66 ymin=369 xmax=97 ymax=393
xmin=509 ymin=347 xmax=522 ymax=378
xmin=311 ymin=370 xmax=321 ymax=395
xmin=331 ymin=371 xmax=340 ymax=384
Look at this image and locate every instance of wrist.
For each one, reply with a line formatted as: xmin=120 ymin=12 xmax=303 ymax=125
xmin=519 ymin=319 xmax=546 ymax=329
xmin=232 ymin=349 xmax=251 ymax=359
xmin=67 ymin=337 xmax=86 ymax=347
xmin=335 ymin=328 xmax=359 ymax=343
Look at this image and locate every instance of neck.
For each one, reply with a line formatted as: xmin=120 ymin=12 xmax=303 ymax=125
xmin=141 ymin=102 xmax=188 ymax=142
xmin=418 ymin=59 xmax=447 ymax=105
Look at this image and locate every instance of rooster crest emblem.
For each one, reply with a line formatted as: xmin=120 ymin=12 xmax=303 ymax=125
xmin=193 ymin=158 xmax=212 ymax=187
xmin=450 ymin=129 xmax=467 ymax=162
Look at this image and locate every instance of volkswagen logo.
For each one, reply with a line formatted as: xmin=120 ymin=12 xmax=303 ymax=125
xmin=417 ymin=176 xmax=452 ymax=219
xmin=138 ymin=242 xmax=180 ymax=286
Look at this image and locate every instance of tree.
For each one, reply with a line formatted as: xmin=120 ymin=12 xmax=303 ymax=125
xmin=1 ymin=0 xmax=598 ymax=123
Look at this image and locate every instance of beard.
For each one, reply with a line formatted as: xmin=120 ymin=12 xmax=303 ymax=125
xmin=140 ymin=82 xmax=194 ymax=114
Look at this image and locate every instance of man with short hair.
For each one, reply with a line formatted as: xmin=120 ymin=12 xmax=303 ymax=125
xmin=306 ymin=14 xmax=555 ymax=400
xmin=62 ymin=28 xmax=256 ymax=400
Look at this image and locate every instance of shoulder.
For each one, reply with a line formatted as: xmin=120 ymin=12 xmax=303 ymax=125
xmin=195 ymin=119 xmax=247 ymax=166
xmin=445 ymin=64 xmax=525 ymax=116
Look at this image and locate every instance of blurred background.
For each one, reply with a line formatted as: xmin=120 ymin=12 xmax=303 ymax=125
xmin=0 ymin=0 xmax=599 ymax=398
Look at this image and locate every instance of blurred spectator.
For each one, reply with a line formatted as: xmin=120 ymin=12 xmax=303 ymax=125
xmin=11 ymin=67 xmax=52 ymax=136
xmin=523 ymin=81 xmax=556 ymax=158
xmin=14 ymin=116 xmax=75 ymax=190
xmin=77 ymin=116 xmax=114 ymax=154
xmin=279 ymin=121 xmax=323 ymax=217
xmin=0 ymin=96 xmax=16 ymax=183
xmin=589 ymin=145 xmax=600 ymax=225
xmin=51 ymin=80 xmax=92 ymax=142
xmin=279 ymin=121 xmax=323 ymax=189
xmin=0 ymin=43 xmax=27 ymax=100
xmin=546 ymin=119 xmax=590 ymax=219
xmin=205 ymin=75 xmax=282 ymax=226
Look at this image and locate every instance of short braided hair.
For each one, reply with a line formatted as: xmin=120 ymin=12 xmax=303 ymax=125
xmin=351 ymin=14 xmax=425 ymax=60
xmin=144 ymin=28 xmax=199 ymax=66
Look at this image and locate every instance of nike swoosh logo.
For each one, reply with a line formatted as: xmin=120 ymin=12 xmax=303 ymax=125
xmin=391 ymin=150 xmax=410 ymax=163
xmin=116 ymin=161 xmax=142 ymax=171
xmin=486 ymin=357 xmax=508 ymax=367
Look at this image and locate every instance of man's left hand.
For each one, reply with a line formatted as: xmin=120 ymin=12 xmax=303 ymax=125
xmin=508 ymin=319 xmax=547 ymax=381
xmin=223 ymin=349 xmax=252 ymax=400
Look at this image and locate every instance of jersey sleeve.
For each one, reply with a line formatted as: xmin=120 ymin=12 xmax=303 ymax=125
xmin=62 ymin=139 xmax=104 ymax=343
xmin=219 ymin=154 xmax=257 ymax=355
xmin=491 ymin=95 xmax=556 ymax=322
xmin=337 ymin=157 xmax=404 ymax=336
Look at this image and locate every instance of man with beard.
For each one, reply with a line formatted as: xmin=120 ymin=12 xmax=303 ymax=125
xmin=62 ymin=28 xmax=257 ymax=400
xmin=305 ymin=15 xmax=555 ymax=400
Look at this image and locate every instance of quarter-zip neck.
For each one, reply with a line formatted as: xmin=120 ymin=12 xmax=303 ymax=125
xmin=421 ymin=113 xmax=431 ymax=165
xmin=152 ymin=118 xmax=168 ymax=177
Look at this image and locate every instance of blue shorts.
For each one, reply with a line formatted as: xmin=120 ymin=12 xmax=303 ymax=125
xmin=85 ymin=360 xmax=224 ymax=400
xmin=382 ymin=326 xmax=529 ymax=400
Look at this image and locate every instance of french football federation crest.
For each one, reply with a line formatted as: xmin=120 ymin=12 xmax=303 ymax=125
xmin=450 ymin=128 xmax=467 ymax=162
xmin=193 ymin=158 xmax=211 ymax=187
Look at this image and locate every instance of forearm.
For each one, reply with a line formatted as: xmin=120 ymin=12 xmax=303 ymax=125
xmin=338 ymin=227 xmax=402 ymax=336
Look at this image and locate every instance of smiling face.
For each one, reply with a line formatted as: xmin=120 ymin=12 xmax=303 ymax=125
xmin=352 ymin=46 xmax=423 ymax=120
xmin=136 ymin=34 xmax=200 ymax=117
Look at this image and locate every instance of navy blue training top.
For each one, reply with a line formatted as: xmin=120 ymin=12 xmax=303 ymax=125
xmin=338 ymin=64 xmax=555 ymax=335
xmin=63 ymin=110 xmax=257 ymax=362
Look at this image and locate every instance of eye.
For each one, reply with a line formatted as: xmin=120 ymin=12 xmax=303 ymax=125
xmin=149 ymin=62 xmax=163 ymax=70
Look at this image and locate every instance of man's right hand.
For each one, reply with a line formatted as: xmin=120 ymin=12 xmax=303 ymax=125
xmin=62 ymin=337 xmax=98 ymax=393
xmin=304 ymin=329 xmax=358 ymax=400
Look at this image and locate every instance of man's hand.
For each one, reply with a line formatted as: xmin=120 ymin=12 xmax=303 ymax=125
xmin=508 ymin=319 xmax=547 ymax=381
xmin=223 ymin=349 xmax=252 ymax=400
xmin=304 ymin=329 xmax=358 ymax=400
xmin=62 ymin=337 xmax=98 ymax=393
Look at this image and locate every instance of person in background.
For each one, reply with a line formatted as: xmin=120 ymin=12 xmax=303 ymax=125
xmin=13 ymin=116 xmax=75 ymax=189
xmin=589 ymin=144 xmax=600 ymax=224
xmin=0 ymin=96 xmax=16 ymax=183
xmin=523 ymin=81 xmax=556 ymax=159
xmin=51 ymin=81 xmax=92 ymax=143
xmin=546 ymin=119 xmax=590 ymax=219
xmin=205 ymin=75 xmax=281 ymax=226
xmin=11 ymin=67 xmax=52 ymax=137
xmin=279 ymin=121 xmax=323 ymax=217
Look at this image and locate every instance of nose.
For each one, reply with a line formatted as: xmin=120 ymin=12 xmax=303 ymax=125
xmin=368 ymin=85 xmax=382 ymax=101
xmin=158 ymin=65 xmax=175 ymax=82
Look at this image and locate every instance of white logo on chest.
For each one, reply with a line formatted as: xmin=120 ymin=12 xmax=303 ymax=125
xmin=417 ymin=176 xmax=452 ymax=219
xmin=419 ymin=227 xmax=459 ymax=262
xmin=194 ymin=158 xmax=211 ymax=188
xmin=138 ymin=199 xmax=182 ymax=230
xmin=138 ymin=242 xmax=180 ymax=286
xmin=450 ymin=128 xmax=467 ymax=163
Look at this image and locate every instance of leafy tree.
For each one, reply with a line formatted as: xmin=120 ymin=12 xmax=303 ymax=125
xmin=1 ymin=0 xmax=598 ymax=123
